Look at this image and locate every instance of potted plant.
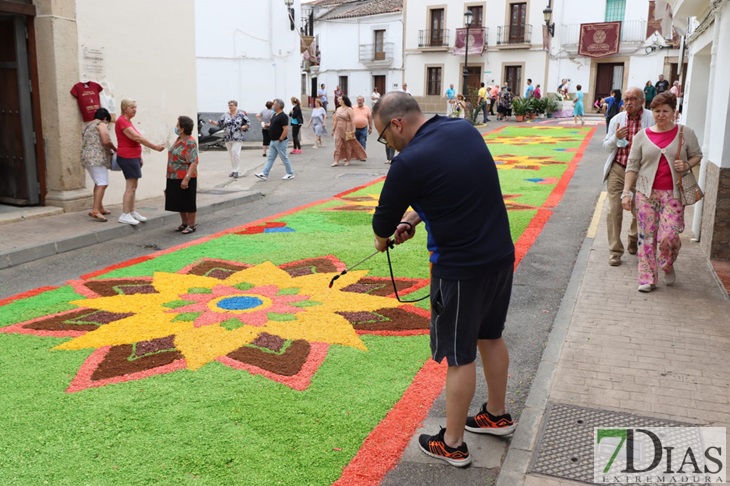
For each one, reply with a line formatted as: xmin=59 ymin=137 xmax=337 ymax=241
xmin=512 ymin=97 xmax=530 ymax=122
xmin=527 ymin=97 xmax=539 ymax=119
xmin=544 ymin=95 xmax=560 ymax=118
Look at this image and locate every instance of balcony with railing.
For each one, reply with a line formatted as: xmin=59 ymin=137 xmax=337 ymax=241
xmin=359 ymin=42 xmax=395 ymax=66
xmin=418 ymin=29 xmax=450 ymax=49
xmin=559 ymin=20 xmax=647 ymax=47
xmin=496 ymin=24 xmax=533 ymax=46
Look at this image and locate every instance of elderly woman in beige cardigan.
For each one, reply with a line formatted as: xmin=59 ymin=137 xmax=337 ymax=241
xmin=621 ymin=92 xmax=702 ymax=292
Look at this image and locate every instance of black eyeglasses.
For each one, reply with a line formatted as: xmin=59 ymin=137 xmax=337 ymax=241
xmin=623 ymin=97 xmax=640 ymax=103
xmin=377 ymin=118 xmax=401 ymax=145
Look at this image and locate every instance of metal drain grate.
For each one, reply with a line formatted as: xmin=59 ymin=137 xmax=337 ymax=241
xmin=530 ymin=403 xmax=702 ymax=485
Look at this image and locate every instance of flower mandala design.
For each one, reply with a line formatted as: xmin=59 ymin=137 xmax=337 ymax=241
xmin=1 ymin=257 xmax=429 ymax=393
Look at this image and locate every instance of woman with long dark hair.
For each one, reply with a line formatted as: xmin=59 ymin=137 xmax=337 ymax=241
xmin=289 ymin=97 xmax=304 ymax=154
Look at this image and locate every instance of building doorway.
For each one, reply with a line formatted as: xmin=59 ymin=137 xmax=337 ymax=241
xmin=504 ymin=65 xmax=522 ymax=95
xmin=373 ymin=75 xmax=386 ymax=97
xmin=0 ymin=13 xmax=42 ymax=205
xmin=310 ymin=77 xmax=318 ymax=107
xmin=595 ymin=62 xmax=624 ymax=105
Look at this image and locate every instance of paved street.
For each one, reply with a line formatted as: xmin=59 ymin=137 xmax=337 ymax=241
xmin=1 ymin=117 xmax=727 ymax=485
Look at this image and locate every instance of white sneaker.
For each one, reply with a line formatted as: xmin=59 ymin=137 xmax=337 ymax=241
xmin=130 ymin=211 xmax=147 ymax=222
xmin=664 ymin=268 xmax=676 ymax=286
xmin=255 ymin=172 xmax=268 ymax=180
xmin=281 ymin=174 xmax=294 ymax=180
xmin=637 ymin=284 xmax=656 ymax=293
xmin=119 ymin=213 xmax=139 ymax=225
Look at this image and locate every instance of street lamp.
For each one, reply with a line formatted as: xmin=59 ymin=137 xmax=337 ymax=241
xmin=284 ymin=0 xmax=295 ymax=31
xmin=543 ymin=0 xmax=555 ymax=38
xmin=462 ymin=9 xmax=473 ymax=97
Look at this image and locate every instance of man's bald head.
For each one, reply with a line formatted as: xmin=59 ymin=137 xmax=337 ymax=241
xmin=372 ymin=92 xmax=423 ymax=126
xmin=623 ymin=86 xmax=644 ymax=116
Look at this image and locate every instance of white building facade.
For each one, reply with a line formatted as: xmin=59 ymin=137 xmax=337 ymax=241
xmin=195 ymin=0 xmax=302 ymax=113
xmin=403 ymin=0 xmax=551 ymax=111
xmin=547 ymin=0 xmax=682 ymax=108
xmin=304 ymin=0 xmax=404 ymax=107
xmin=0 ymin=0 xmax=197 ymax=210
xmin=668 ymin=0 xmax=730 ymax=261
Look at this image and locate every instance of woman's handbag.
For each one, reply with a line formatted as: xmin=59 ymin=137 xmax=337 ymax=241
xmin=675 ymin=126 xmax=703 ymax=206
xmin=345 ymin=130 xmax=356 ymax=141
xmin=110 ymin=153 xmax=121 ymax=172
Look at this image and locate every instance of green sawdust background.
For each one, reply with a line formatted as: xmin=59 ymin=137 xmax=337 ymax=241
xmin=0 ymin=126 xmax=589 ymax=484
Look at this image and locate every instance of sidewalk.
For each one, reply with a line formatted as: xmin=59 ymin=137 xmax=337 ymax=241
xmin=0 ymin=144 xmax=264 ymax=269
xmin=497 ymin=196 xmax=730 ymax=485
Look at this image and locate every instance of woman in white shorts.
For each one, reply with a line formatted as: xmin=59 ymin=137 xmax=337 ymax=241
xmin=82 ymin=108 xmax=116 ymax=221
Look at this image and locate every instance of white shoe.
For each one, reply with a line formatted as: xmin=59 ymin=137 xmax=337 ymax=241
xmin=130 ymin=211 xmax=147 ymax=222
xmin=119 ymin=213 xmax=139 ymax=225
xmin=255 ymin=172 xmax=268 ymax=180
xmin=638 ymin=284 xmax=656 ymax=293
xmin=281 ymin=174 xmax=294 ymax=180
xmin=664 ymin=268 xmax=676 ymax=286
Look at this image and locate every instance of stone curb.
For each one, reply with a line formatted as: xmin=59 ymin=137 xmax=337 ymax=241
xmin=0 ymin=191 xmax=263 ymax=270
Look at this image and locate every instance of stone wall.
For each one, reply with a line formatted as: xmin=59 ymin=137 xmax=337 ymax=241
xmin=412 ymin=95 xmax=449 ymax=115
xmin=701 ymin=163 xmax=730 ymax=261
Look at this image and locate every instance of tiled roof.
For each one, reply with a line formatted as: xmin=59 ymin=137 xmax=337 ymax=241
xmin=315 ymin=0 xmax=402 ymax=20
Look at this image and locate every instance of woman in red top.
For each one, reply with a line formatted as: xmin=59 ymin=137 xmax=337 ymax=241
xmin=165 ymin=116 xmax=199 ymax=234
xmin=114 ymin=99 xmax=165 ymax=225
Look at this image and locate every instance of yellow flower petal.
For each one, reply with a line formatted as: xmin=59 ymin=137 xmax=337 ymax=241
xmin=69 ymin=293 xmax=174 ymax=314
xmin=151 ymin=272 xmax=221 ymax=294
xmin=222 ymin=261 xmax=294 ymax=289
xmin=175 ymin=325 xmax=259 ymax=370
xmin=55 ymin=313 xmax=192 ymax=350
xmin=265 ymin=311 xmax=367 ymax=351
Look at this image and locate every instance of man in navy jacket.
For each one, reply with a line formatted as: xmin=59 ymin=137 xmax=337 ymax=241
xmin=372 ymin=92 xmax=517 ymax=467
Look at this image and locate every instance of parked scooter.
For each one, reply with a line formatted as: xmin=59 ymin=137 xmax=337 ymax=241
xmin=197 ymin=116 xmax=226 ymax=150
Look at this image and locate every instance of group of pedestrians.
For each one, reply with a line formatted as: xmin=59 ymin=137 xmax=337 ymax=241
xmin=81 ymin=99 xmax=199 ymax=234
xmin=602 ymin=87 xmax=702 ymax=292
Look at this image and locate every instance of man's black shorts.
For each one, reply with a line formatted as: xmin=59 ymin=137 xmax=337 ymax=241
xmin=429 ymin=262 xmax=513 ymax=366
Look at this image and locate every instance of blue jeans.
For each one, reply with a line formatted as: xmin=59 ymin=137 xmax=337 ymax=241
xmin=355 ymin=127 xmax=368 ymax=149
xmin=263 ymin=139 xmax=293 ymax=177
xmin=481 ymin=102 xmax=489 ymax=122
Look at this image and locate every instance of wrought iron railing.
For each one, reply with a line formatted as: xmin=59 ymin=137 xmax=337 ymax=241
xmin=496 ymin=24 xmax=533 ymax=45
xmin=418 ymin=29 xmax=450 ymax=48
xmin=359 ymin=42 xmax=394 ymax=62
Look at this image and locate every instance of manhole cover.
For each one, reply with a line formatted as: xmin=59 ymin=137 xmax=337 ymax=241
xmin=530 ymin=403 xmax=704 ymax=485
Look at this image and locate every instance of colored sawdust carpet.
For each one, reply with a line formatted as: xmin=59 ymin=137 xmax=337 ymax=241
xmin=0 ymin=125 xmax=593 ymax=485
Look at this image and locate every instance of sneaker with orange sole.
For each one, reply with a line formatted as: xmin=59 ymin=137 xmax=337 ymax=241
xmin=417 ymin=428 xmax=471 ymax=467
xmin=465 ymin=403 xmax=516 ymax=435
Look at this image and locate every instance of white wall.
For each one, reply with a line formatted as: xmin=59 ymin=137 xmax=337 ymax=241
xmin=195 ymin=0 xmax=301 ymax=113
xmin=314 ymin=12 xmax=403 ymax=99
xmin=76 ymin=0 xmax=198 ymax=203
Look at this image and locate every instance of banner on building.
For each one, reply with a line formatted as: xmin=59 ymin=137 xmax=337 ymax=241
xmin=452 ymin=28 xmax=485 ymax=56
xmin=542 ymin=24 xmax=551 ymax=51
xmin=647 ymin=1 xmax=680 ymax=46
xmin=301 ymin=36 xmax=317 ymax=62
xmin=578 ymin=22 xmax=621 ymax=58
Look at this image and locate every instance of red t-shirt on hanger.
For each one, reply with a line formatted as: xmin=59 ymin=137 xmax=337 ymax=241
xmin=70 ymin=81 xmax=103 ymax=122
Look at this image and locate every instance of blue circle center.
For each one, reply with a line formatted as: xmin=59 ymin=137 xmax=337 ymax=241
xmin=217 ymin=296 xmax=263 ymax=311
